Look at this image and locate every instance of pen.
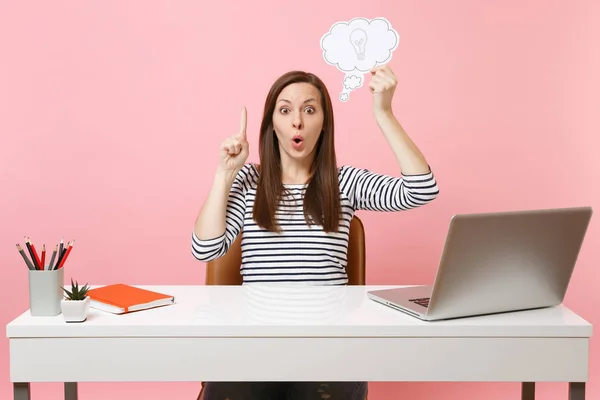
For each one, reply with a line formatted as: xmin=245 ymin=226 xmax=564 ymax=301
xmin=16 ymin=244 xmax=35 ymax=270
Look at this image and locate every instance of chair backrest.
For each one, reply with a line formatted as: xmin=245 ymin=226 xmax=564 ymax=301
xmin=205 ymin=215 xmax=366 ymax=285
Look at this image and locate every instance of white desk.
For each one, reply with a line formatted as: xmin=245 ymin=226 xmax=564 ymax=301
xmin=6 ymin=285 xmax=592 ymax=400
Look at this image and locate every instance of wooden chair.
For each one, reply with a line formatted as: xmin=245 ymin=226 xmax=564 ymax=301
xmin=197 ymin=215 xmax=367 ymax=399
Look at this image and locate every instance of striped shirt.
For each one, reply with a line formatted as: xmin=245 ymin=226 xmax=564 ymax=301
xmin=191 ymin=164 xmax=439 ymax=285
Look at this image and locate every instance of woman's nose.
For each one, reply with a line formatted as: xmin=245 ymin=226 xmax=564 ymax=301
xmin=292 ymin=113 xmax=303 ymax=129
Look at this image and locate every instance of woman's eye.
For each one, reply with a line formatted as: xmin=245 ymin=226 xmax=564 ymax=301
xmin=280 ymin=106 xmax=315 ymax=114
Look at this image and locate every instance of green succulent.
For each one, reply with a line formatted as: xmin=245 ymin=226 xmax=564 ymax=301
xmin=62 ymin=278 xmax=90 ymax=300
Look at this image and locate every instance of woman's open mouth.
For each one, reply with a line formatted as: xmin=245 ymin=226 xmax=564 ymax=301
xmin=292 ymin=135 xmax=304 ymax=150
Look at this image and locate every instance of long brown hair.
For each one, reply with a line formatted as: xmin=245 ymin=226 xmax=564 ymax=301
xmin=253 ymin=71 xmax=341 ymax=233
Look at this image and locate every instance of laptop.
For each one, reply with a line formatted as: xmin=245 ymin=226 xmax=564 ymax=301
xmin=367 ymin=206 xmax=593 ymax=321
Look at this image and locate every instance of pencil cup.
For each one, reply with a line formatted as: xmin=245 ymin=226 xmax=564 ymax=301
xmin=28 ymin=268 xmax=64 ymax=316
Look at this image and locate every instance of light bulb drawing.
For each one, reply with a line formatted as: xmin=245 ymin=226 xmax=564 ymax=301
xmin=320 ymin=17 xmax=399 ymax=102
xmin=349 ymin=28 xmax=368 ymax=60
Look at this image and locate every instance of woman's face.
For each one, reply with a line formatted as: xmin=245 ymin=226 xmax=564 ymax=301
xmin=272 ymin=82 xmax=324 ymax=163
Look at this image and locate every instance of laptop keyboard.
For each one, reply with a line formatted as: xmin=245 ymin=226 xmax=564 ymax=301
xmin=409 ymin=297 xmax=430 ymax=308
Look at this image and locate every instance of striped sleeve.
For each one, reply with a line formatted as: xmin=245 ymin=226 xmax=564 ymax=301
xmin=191 ymin=163 xmax=256 ymax=262
xmin=339 ymin=165 xmax=439 ymax=212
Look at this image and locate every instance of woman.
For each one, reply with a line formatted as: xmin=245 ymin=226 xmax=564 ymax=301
xmin=192 ymin=65 xmax=439 ymax=399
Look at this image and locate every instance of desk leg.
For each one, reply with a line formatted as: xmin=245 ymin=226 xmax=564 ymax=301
xmin=14 ymin=383 xmax=31 ymax=400
xmin=521 ymin=382 xmax=535 ymax=400
xmin=64 ymin=382 xmax=78 ymax=400
xmin=569 ymin=382 xmax=585 ymax=400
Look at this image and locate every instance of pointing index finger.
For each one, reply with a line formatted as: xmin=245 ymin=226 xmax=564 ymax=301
xmin=240 ymin=106 xmax=247 ymax=137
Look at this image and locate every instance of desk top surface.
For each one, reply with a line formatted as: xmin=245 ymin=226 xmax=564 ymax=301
xmin=6 ymin=285 xmax=593 ymax=338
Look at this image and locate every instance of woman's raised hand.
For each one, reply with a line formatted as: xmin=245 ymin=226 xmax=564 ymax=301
xmin=219 ymin=107 xmax=249 ymax=173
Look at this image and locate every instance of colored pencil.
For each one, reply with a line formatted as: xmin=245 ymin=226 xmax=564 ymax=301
xmin=41 ymin=244 xmax=46 ymax=270
xmin=56 ymin=240 xmax=74 ymax=269
xmin=54 ymin=247 xmax=66 ymax=270
xmin=24 ymin=238 xmax=39 ymax=270
xmin=16 ymin=244 xmax=35 ymax=270
xmin=48 ymin=244 xmax=58 ymax=270
xmin=27 ymin=237 xmax=42 ymax=270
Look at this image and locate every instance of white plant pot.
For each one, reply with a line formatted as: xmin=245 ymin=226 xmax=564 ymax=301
xmin=61 ymin=297 xmax=90 ymax=323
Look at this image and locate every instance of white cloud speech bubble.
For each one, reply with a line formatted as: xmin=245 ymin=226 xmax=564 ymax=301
xmin=320 ymin=17 xmax=399 ymax=102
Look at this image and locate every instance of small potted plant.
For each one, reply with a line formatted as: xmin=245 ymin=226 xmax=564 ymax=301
xmin=61 ymin=278 xmax=91 ymax=323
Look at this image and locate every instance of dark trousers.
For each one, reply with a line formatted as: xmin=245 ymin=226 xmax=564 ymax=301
xmin=202 ymin=381 xmax=368 ymax=400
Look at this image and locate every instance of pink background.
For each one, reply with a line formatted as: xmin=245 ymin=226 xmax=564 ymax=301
xmin=1 ymin=1 xmax=598 ymax=399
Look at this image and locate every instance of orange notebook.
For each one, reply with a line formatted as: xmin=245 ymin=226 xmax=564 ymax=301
xmin=86 ymin=284 xmax=175 ymax=314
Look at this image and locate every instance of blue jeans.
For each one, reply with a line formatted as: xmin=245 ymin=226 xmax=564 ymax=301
xmin=202 ymin=381 xmax=368 ymax=400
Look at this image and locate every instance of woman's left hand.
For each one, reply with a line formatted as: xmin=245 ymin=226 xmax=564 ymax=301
xmin=369 ymin=65 xmax=397 ymax=115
